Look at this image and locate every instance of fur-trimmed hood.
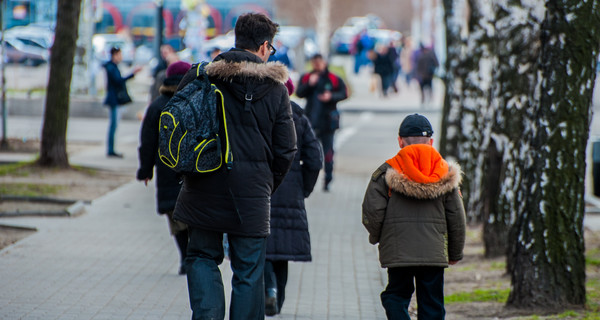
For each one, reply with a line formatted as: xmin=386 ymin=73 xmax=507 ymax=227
xmin=158 ymin=84 xmax=177 ymax=96
xmin=385 ymin=160 xmax=462 ymax=200
xmin=206 ymin=59 xmax=288 ymax=84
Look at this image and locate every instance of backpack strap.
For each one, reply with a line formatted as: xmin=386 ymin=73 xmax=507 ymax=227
xmin=241 ymin=81 xmax=258 ymax=126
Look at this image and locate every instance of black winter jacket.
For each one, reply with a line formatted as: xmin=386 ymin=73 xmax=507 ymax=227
xmin=103 ymin=60 xmax=135 ymax=107
xmin=173 ymin=49 xmax=297 ymax=237
xmin=137 ymin=77 xmax=183 ymax=214
xmin=295 ymin=69 xmax=347 ymax=133
xmin=266 ymin=102 xmax=322 ymax=261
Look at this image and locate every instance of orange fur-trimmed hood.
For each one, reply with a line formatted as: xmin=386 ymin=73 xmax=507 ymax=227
xmin=385 ymin=144 xmax=462 ymax=199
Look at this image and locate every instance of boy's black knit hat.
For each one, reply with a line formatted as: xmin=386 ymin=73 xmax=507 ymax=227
xmin=399 ymin=113 xmax=433 ymax=137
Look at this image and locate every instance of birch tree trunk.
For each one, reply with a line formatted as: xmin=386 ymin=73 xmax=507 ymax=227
xmin=314 ymin=0 xmax=331 ymax=58
xmin=440 ymin=0 xmax=496 ymax=226
xmin=443 ymin=0 xmax=600 ymax=277
xmin=38 ymin=0 xmax=82 ymax=168
xmin=506 ymin=0 xmax=600 ymax=308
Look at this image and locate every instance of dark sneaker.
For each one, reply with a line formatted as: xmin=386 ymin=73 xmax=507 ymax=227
xmin=265 ymin=288 xmax=278 ymax=316
xmin=107 ymin=152 xmax=124 ymax=158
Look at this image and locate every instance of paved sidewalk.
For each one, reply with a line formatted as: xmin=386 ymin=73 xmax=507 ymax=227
xmin=2 ymin=55 xmax=599 ymax=320
xmin=0 ymin=106 xmax=397 ymax=320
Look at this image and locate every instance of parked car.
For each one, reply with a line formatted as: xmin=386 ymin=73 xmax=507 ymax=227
xmin=344 ymin=14 xmax=384 ymax=30
xmin=203 ymin=31 xmax=235 ymax=56
xmin=367 ymin=29 xmax=402 ymax=47
xmin=331 ymin=26 xmax=359 ymax=54
xmin=92 ymin=33 xmax=135 ymax=65
xmin=275 ymin=26 xmax=318 ymax=59
xmin=3 ymin=36 xmax=49 ymax=66
xmin=5 ymin=24 xmax=54 ymax=50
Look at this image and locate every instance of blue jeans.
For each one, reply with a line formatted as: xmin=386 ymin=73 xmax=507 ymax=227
xmin=381 ymin=267 xmax=445 ymax=320
xmin=185 ymin=227 xmax=267 ymax=320
xmin=107 ymin=105 xmax=121 ymax=154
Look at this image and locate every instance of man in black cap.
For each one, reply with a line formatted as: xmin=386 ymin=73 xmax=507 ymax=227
xmin=361 ymin=113 xmax=466 ymax=319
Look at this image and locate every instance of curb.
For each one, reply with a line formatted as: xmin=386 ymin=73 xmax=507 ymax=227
xmin=0 ymin=196 xmax=89 ymax=218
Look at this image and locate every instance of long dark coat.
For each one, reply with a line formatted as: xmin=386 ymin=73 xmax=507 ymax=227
xmin=137 ymin=76 xmax=183 ymax=214
xmin=266 ymin=102 xmax=322 ymax=261
xmin=173 ymin=49 xmax=297 ymax=237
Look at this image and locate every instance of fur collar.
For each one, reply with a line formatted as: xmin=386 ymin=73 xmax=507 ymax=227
xmin=205 ymin=60 xmax=289 ymax=84
xmin=385 ymin=161 xmax=462 ymax=199
xmin=159 ymin=84 xmax=177 ymax=96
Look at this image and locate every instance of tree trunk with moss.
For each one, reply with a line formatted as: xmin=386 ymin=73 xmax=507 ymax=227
xmin=38 ymin=0 xmax=82 ymax=168
xmin=505 ymin=0 xmax=599 ymax=308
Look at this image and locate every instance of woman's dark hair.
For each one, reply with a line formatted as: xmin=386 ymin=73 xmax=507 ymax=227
xmin=234 ymin=13 xmax=279 ymax=52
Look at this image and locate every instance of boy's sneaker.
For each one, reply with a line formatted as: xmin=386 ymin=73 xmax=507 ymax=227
xmin=265 ymin=288 xmax=278 ymax=316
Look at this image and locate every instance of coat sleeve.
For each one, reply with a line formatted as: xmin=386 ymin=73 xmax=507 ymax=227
xmin=299 ymin=114 xmax=323 ymax=198
xmin=295 ymin=73 xmax=314 ymax=98
xmin=330 ymin=76 xmax=348 ymax=103
xmin=445 ymin=188 xmax=466 ymax=262
xmin=361 ymin=166 xmax=389 ymax=245
xmin=106 ymin=63 xmax=134 ymax=86
xmin=136 ymin=101 xmax=161 ymax=180
xmin=271 ymin=88 xmax=298 ymax=192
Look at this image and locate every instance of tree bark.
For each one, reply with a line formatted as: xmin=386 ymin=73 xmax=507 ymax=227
xmin=38 ymin=0 xmax=82 ymax=168
xmin=506 ymin=0 xmax=599 ymax=308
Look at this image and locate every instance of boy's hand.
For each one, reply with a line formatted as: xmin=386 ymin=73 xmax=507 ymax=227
xmin=449 ymin=260 xmax=459 ymax=265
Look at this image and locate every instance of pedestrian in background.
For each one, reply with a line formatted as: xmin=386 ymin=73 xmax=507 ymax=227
xmin=173 ymin=13 xmax=297 ymax=320
xmin=296 ymin=53 xmax=348 ymax=191
xmin=137 ymin=61 xmax=191 ymax=276
xmin=103 ymin=47 xmax=142 ymax=158
xmin=369 ymin=45 xmax=395 ymax=97
xmin=352 ymin=28 xmax=374 ymax=74
xmin=264 ymin=79 xmax=323 ymax=316
xmin=362 ymin=114 xmax=466 ymax=319
xmin=150 ymin=44 xmax=179 ymax=102
xmin=414 ymin=44 xmax=439 ymax=105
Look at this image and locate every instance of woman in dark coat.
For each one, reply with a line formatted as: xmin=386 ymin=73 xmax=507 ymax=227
xmin=137 ymin=61 xmax=191 ymax=275
xmin=264 ymin=79 xmax=323 ymax=316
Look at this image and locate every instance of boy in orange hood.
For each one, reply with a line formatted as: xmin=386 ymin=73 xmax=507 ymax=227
xmin=362 ymin=113 xmax=466 ymax=319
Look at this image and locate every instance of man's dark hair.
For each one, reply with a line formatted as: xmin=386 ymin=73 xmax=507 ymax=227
xmin=110 ymin=46 xmax=121 ymax=56
xmin=310 ymin=53 xmax=323 ymax=61
xmin=234 ymin=13 xmax=279 ymax=52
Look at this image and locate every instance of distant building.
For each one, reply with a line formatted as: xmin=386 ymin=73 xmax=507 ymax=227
xmin=5 ymin=0 xmax=273 ymax=49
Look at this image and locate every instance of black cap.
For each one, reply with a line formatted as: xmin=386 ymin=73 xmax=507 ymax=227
xmin=399 ymin=113 xmax=433 ymax=137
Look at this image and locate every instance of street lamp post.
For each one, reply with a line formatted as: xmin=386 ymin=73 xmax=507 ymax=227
xmin=154 ymin=0 xmax=164 ymax=64
xmin=0 ymin=0 xmax=7 ymax=149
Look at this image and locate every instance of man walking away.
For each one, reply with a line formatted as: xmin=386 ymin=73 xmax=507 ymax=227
xmin=296 ymin=54 xmax=348 ymax=191
xmin=414 ymin=44 xmax=439 ymax=105
xmin=173 ymin=13 xmax=297 ymax=320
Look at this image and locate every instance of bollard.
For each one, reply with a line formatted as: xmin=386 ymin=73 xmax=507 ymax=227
xmin=593 ymin=141 xmax=600 ymax=197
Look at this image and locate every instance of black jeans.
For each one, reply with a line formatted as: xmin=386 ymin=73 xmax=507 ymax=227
xmin=381 ymin=266 xmax=445 ymax=320
xmin=264 ymin=260 xmax=288 ymax=311
xmin=185 ymin=227 xmax=267 ymax=320
xmin=317 ymin=131 xmax=335 ymax=185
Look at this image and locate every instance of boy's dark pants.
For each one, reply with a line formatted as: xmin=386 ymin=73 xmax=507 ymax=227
xmin=381 ymin=266 xmax=445 ymax=320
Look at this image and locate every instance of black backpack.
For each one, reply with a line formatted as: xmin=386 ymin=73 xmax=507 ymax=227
xmin=158 ymin=62 xmax=232 ymax=174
